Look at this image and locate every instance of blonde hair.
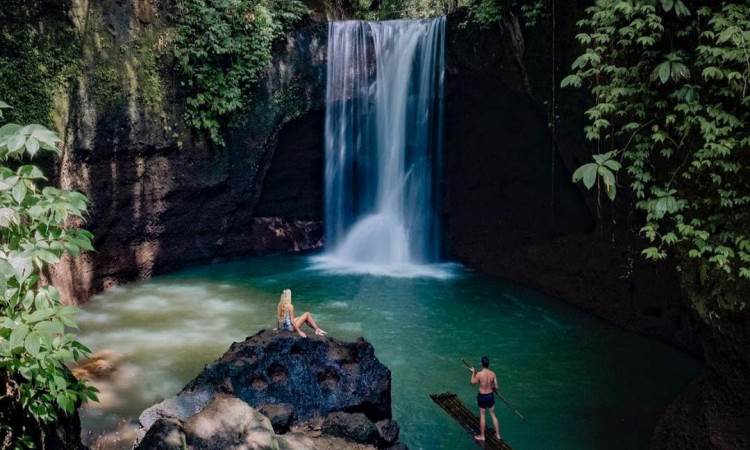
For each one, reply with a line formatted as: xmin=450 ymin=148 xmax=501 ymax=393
xmin=277 ymin=289 xmax=292 ymax=322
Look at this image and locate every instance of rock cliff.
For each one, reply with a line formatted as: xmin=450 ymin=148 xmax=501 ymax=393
xmin=49 ymin=0 xmax=330 ymax=305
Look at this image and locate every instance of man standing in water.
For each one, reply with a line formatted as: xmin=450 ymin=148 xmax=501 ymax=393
xmin=469 ymin=356 xmax=501 ymax=441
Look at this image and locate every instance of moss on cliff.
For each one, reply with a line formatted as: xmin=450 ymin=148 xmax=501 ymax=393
xmin=0 ymin=0 xmax=81 ymax=125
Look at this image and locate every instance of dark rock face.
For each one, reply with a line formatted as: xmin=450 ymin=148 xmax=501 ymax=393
xmin=136 ymin=331 xmax=403 ymax=450
xmin=49 ymin=2 xmax=328 ymax=304
xmin=182 ymin=330 xmax=392 ymax=423
xmin=651 ymin=304 xmax=750 ymax=450
xmin=442 ymin=9 xmax=700 ymax=354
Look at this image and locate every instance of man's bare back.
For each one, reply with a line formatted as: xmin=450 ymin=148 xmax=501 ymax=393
xmin=475 ymin=369 xmax=497 ymax=394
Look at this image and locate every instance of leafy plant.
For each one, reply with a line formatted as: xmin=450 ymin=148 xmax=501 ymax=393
xmin=465 ymin=0 xmax=547 ymax=27
xmin=173 ymin=0 xmax=309 ymax=145
xmin=0 ymin=102 xmax=97 ymax=447
xmin=572 ymin=151 xmax=621 ymax=200
xmin=564 ymin=1 xmax=750 ymax=305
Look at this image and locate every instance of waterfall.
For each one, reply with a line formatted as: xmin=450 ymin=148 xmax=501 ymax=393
xmin=313 ymin=17 xmax=448 ymax=277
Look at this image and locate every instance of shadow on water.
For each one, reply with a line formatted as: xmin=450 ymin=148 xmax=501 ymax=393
xmin=77 ymin=253 xmax=701 ymax=450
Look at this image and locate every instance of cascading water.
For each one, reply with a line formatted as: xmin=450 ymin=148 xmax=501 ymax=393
xmin=313 ymin=17 xmax=448 ymax=278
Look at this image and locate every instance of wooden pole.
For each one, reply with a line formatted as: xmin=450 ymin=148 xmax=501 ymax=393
xmin=462 ymin=359 xmax=527 ymax=422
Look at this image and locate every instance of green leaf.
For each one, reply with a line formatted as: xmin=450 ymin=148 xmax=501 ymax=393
xmin=598 ymin=166 xmax=615 ymax=187
xmin=18 ymin=165 xmax=45 ymax=179
xmin=12 ymin=181 xmax=26 ymax=204
xmin=9 ymin=254 xmax=32 ymax=281
xmin=0 ymin=175 xmax=19 ymax=191
xmin=0 ymin=124 xmax=21 ymax=139
xmin=654 ymin=61 xmax=671 ymax=84
xmin=35 ymin=249 xmax=60 ymax=265
xmin=9 ymin=324 xmax=29 ymax=351
xmin=660 ymin=0 xmax=674 ymax=12
xmin=603 ymin=159 xmax=622 ymax=171
xmin=7 ymin=133 xmax=25 ymax=152
xmin=25 ymin=137 xmax=40 ymax=157
xmin=24 ymin=332 xmax=42 ymax=356
xmin=561 ymin=74 xmax=582 ymax=88
xmin=35 ymin=320 xmax=65 ymax=339
xmin=674 ymin=1 xmax=690 ymax=17
xmin=25 ymin=308 xmax=56 ymax=323
xmin=582 ymin=164 xmax=598 ymax=189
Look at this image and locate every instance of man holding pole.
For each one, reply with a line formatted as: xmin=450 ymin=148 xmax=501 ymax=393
xmin=469 ymin=356 xmax=501 ymax=441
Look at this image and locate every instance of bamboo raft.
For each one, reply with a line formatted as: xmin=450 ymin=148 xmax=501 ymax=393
xmin=430 ymin=392 xmax=513 ymax=450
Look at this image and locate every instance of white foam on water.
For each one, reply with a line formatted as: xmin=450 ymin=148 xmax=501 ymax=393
xmin=310 ymin=254 xmax=458 ymax=279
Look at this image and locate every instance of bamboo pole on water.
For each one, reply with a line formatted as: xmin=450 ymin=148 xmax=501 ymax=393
xmin=462 ymin=359 xmax=527 ymax=422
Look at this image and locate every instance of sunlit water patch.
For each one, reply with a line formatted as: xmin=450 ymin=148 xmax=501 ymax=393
xmin=77 ymin=253 xmax=700 ymax=449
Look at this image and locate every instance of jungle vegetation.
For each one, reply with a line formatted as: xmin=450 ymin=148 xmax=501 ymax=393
xmin=564 ymin=1 xmax=750 ymax=314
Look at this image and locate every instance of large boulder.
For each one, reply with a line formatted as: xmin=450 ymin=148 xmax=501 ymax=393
xmin=183 ymin=395 xmax=277 ymax=450
xmin=135 ymin=331 xmax=404 ymax=450
xmin=181 ymin=329 xmax=392 ymax=423
xmin=322 ymin=412 xmax=379 ymax=445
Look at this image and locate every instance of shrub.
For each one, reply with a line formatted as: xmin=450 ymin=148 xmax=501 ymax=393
xmin=0 ymin=102 xmax=97 ymax=448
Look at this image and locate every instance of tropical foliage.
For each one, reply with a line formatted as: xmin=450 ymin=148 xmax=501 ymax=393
xmin=465 ymin=0 xmax=545 ymax=26
xmin=173 ymin=0 xmax=309 ymax=145
xmin=0 ymin=102 xmax=97 ymax=447
xmin=564 ymin=0 xmax=750 ymax=302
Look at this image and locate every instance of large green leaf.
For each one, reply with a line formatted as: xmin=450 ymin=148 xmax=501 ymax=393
xmin=582 ymin=164 xmax=598 ymax=189
xmin=25 ymin=137 xmax=40 ymax=157
xmin=9 ymin=324 xmax=29 ymax=351
xmin=654 ymin=61 xmax=671 ymax=84
xmin=12 ymin=181 xmax=26 ymax=204
xmin=24 ymin=332 xmax=42 ymax=356
xmin=6 ymin=133 xmax=26 ymax=152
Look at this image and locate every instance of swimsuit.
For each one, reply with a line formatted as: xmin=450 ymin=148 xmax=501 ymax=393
xmin=280 ymin=310 xmax=294 ymax=331
xmin=477 ymin=392 xmax=495 ymax=409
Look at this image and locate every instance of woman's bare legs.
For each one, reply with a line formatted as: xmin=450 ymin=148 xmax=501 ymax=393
xmin=295 ymin=312 xmax=327 ymax=335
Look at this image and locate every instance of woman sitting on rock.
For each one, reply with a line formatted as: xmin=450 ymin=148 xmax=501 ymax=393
xmin=277 ymin=288 xmax=328 ymax=337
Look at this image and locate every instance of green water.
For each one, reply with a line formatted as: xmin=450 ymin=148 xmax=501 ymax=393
xmin=78 ymin=253 xmax=700 ymax=449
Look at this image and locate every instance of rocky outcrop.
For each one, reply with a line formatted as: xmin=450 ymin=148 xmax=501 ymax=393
xmin=135 ymin=330 xmax=405 ymax=449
